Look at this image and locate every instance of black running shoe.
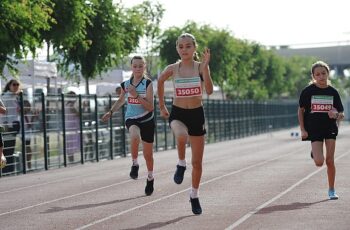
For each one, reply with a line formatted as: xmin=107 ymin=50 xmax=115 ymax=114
xmin=145 ymin=179 xmax=154 ymax=196
xmin=129 ymin=165 xmax=139 ymax=179
xmin=190 ymin=197 xmax=202 ymax=215
xmin=174 ymin=165 xmax=186 ymax=184
xmin=311 ymin=151 xmax=313 ymax=159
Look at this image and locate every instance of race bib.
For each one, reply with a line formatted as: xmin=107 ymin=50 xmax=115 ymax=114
xmin=174 ymin=77 xmax=202 ymax=97
xmin=311 ymin=95 xmax=333 ymax=113
xmin=128 ymin=97 xmax=140 ymax=104
xmin=128 ymin=93 xmax=146 ymax=104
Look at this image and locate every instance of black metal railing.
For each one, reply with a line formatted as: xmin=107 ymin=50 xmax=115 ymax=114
xmin=0 ymin=92 xmax=309 ymax=177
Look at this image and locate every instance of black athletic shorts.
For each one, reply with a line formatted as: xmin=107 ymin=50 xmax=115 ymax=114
xmin=169 ymin=105 xmax=206 ymax=136
xmin=126 ymin=117 xmax=155 ymax=143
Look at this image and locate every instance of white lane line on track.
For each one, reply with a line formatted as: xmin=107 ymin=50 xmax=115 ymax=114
xmin=0 ymin=145 xmax=303 ymax=219
xmin=0 ymin=164 xmax=126 ymax=194
xmin=0 ymin=147 xmax=268 ymax=216
xmin=0 ymin=137 xmax=278 ymax=194
xmin=0 ymin=178 xmax=132 ymax=217
xmin=224 ymin=150 xmax=350 ymax=230
xmin=0 ymin=175 xmax=95 ymax=194
xmin=74 ymin=147 xmax=304 ymax=230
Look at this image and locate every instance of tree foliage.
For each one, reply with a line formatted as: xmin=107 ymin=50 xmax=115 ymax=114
xmin=133 ymin=0 xmax=164 ymax=77
xmin=58 ymin=0 xmax=146 ymax=93
xmin=0 ymin=0 xmax=53 ymax=74
xmin=157 ymin=21 xmax=319 ymax=100
xmin=41 ymin=0 xmax=93 ymax=61
xmin=1 ymin=2 xmax=344 ymax=100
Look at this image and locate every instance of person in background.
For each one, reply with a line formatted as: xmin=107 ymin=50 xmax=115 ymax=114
xmin=115 ymin=85 xmax=122 ymax=96
xmin=112 ymin=84 xmax=124 ymax=154
xmin=0 ymin=98 xmax=7 ymax=169
xmin=157 ymin=33 xmax=213 ymax=214
xmin=101 ymin=56 xmax=155 ymax=196
xmin=298 ymin=60 xmax=344 ymax=200
xmin=23 ymin=100 xmax=39 ymax=169
xmin=1 ymin=80 xmax=21 ymax=173
xmin=82 ymin=99 xmax=95 ymax=161
xmin=65 ymin=91 xmax=80 ymax=163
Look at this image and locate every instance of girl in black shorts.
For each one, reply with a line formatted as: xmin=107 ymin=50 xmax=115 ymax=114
xmin=158 ymin=33 xmax=213 ymax=214
xmin=102 ymin=56 xmax=155 ymax=196
xmin=298 ymin=60 xmax=344 ymax=200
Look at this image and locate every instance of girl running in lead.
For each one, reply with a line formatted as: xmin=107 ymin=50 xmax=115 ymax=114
xmin=101 ymin=56 xmax=155 ymax=196
xmin=298 ymin=60 xmax=344 ymax=200
xmin=157 ymin=33 xmax=213 ymax=214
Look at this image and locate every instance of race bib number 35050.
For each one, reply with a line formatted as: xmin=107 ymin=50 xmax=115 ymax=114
xmin=174 ymin=77 xmax=202 ymax=97
xmin=311 ymin=95 xmax=333 ymax=113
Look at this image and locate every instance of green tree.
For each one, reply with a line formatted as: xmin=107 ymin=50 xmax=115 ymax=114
xmin=0 ymin=0 xmax=53 ymax=75
xmin=247 ymin=44 xmax=269 ymax=99
xmin=264 ymin=53 xmax=286 ymax=98
xmin=282 ymin=56 xmax=316 ymax=98
xmin=157 ymin=21 xmax=323 ymax=100
xmin=41 ymin=0 xmax=93 ymax=61
xmin=133 ymin=1 xmax=164 ymax=77
xmin=59 ymin=0 xmax=146 ymax=94
xmin=158 ymin=27 xmax=183 ymax=66
xmin=208 ymin=30 xmax=240 ymax=99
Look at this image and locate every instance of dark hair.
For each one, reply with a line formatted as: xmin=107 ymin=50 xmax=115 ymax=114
xmin=309 ymin=60 xmax=331 ymax=85
xmin=23 ymin=99 xmax=31 ymax=107
xmin=115 ymin=85 xmax=121 ymax=95
xmin=23 ymin=100 xmax=32 ymax=113
xmin=66 ymin=91 xmax=76 ymax=95
xmin=176 ymin=33 xmax=199 ymax=61
xmin=65 ymin=91 xmax=77 ymax=105
xmin=3 ymin=79 xmax=20 ymax=93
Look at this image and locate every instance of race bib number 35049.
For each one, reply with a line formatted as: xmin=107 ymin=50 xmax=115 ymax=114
xmin=311 ymin=95 xmax=333 ymax=113
xmin=174 ymin=77 xmax=202 ymax=97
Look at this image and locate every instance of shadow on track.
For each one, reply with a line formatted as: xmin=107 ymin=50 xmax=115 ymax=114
xmin=120 ymin=215 xmax=194 ymax=230
xmin=41 ymin=195 xmax=145 ymax=213
xmin=257 ymin=199 xmax=329 ymax=214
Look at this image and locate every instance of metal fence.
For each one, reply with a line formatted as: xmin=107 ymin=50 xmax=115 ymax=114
xmin=0 ymin=93 xmax=301 ymax=177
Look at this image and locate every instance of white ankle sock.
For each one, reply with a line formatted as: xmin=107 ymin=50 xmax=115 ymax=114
xmin=132 ymin=159 xmax=138 ymax=166
xmin=190 ymin=187 xmax=199 ymax=198
xmin=147 ymin=171 xmax=154 ymax=181
xmin=178 ymin=159 xmax=186 ymax=167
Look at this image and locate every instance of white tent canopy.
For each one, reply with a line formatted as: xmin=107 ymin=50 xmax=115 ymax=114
xmin=1 ymin=60 xmax=64 ymax=95
xmin=94 ymin=69 xmax=132 ymax=95
xmin=1 ymin=60 xmax=133 ymax=95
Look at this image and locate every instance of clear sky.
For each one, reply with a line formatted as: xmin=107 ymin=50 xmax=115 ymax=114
xmin=123 ymin=0 xmax=350 ymax=47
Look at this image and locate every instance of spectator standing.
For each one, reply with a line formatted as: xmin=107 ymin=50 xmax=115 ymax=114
xmin=1 ymin=80 xmax=21 ymax=173
xmin=65 ymin=91 xmax=81 ymax=163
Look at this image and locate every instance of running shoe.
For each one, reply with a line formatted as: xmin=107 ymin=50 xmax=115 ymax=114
xmin=174 ymin=165 xmax=186 ymax=184
xmin=190 ymin=197 xmax=202 ymax=215
xmin=129 ymin=165 xmax=139 ymax=179
xmin=145 ymin=178 xmax=154 ymax=196
xmin=328 ymin=189 xmax=339 ymax=200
